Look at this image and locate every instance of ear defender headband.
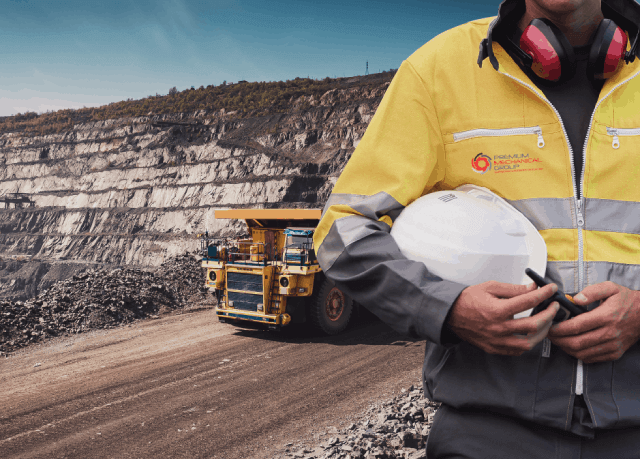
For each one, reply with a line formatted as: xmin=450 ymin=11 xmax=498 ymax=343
xmin=504 ymin=17 xmax=638 ymax=84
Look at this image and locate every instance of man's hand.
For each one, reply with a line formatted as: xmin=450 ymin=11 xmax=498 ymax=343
xmin=448 ymin=281 xmax=559 ymax=356
xmin=547 ymin=281 xmax=640 ymax=363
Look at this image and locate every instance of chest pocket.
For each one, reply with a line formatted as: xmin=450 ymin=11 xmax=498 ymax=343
xmin=452 ymin=127 xmax=545 ymax=147
xmin=607 ymin=127 xmax=640 ymax=149
xmin=442 ymin=126 xmax=569 ymax=199
xmin=585 ymin=127 xmax=640 ymax=201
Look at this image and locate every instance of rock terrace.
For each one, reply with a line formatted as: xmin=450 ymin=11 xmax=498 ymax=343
xmin=0 ymin=75 xmax=392 ymax=301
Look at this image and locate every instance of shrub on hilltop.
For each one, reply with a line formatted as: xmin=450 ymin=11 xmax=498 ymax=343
xmin=0 ymin=71 xmax=396 ymax=136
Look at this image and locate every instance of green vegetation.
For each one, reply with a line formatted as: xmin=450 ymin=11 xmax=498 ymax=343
xmin=0 ymin=72 xmax=396 ymax=136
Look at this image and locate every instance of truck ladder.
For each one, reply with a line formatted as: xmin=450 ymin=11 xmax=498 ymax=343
xmin=269 ymin=272 xmax=283 ymax=315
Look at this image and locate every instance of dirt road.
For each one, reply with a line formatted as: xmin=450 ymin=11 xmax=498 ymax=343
xmin=0 ymin=309 xmax=425 ymax=459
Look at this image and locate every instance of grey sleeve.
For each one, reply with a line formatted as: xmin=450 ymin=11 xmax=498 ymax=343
xmin=317 ymin=213 xmax=468 ymax=345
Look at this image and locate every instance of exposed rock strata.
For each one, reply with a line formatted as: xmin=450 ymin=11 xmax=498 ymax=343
xmin=0 ymin=76 xmax=392 ymax=299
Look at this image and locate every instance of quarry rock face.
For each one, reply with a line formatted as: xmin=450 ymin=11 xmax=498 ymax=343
xmin=0 ymin=76 xmax=391 ymax=300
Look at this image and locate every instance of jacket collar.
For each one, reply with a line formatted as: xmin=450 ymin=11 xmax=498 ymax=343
xmin=478 ymin=0 xmax=640 ymax=70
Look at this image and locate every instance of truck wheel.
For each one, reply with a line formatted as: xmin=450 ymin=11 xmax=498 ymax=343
xmin=310 ymin=276 xmax=353 ymax=335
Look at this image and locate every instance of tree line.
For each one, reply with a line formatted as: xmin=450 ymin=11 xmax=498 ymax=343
xmin=0 ymin=71 xmax=396 ymax=136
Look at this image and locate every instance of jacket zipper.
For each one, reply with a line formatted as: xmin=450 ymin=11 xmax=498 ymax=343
xmin=498 ymin=67 xmax=640 ymax=397
xmin=575 ymin=70 xmax=640 ymax=395
xmin=453 ymin=127 xmax=545 ymax=147
xmin=498 ymin=73 xmax=581 ymax=280
xmin=605 ymin=127 xmax=640 ymax=149
xmin=575 ymin=197 xmax=584 ymax=395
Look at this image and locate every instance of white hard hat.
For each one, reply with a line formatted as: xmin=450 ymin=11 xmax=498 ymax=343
xmin=390 ymin=185 xmax=547 ymax=318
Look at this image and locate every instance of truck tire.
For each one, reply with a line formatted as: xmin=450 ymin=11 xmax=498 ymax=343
xmin=310 ymin=275 xmax=353 ymax=335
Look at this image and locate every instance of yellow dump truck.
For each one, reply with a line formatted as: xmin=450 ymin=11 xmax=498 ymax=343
xmin=200 ymin=209 xmax=354 ymax=334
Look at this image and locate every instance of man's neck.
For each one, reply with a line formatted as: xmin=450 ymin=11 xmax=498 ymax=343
xmin=517 ymin=1 xmax=604 ymax=47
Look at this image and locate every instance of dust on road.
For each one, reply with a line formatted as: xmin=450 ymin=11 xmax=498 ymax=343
xmin=1 ymin=309 xmax=424 ymax=459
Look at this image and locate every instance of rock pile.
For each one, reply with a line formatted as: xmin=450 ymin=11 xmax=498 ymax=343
xmin=275 ymin=384 xmax=439 ymax=459
xmin=0 ymin=252 xmax=209 ymax=356
xmin=156 ymin=252 xmax=210 ymax=306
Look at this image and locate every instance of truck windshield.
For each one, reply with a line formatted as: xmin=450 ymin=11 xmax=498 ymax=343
xmin=286 ymin=235 xmax=311 ymax=248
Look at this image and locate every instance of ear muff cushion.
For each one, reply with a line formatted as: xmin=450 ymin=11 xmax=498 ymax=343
xmin=588 ymin=18 xmax=628 ymax=79
xmin=520 ymin=18 xmax=576 ymax=82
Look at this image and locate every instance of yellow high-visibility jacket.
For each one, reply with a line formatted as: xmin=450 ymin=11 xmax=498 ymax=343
xmin=314 ymin=0 xmax=640 ymax=432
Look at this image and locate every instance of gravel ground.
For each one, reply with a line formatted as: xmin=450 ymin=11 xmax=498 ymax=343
xmin=1 ymin=253 xmax=440 ymax=459
xmin=0 ymin=252 xmax=210 ymax=356
xmin=270 ymin=382 xmax=438 ymax=459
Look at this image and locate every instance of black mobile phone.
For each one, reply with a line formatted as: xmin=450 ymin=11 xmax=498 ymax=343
xmin=525 ymin=268 xmax=588 ymax=323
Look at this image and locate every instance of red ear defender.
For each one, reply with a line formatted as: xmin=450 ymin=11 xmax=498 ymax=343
xmin=519 ymin=18 xmax=576 ymax=83
xmin=588 ymin=18 xmax=628 ymax=79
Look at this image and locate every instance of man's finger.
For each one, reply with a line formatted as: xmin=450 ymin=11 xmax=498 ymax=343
xmin=494 ymin=329 xmax=552 ymax=354
xmin=548 ymin=326 xmax=608 ymax=352
xmin=484 ymin=281 xmax=537 ymax=299
xmin=573 ymin=281 xmax=620 ymax=305
xmin=500 ymin=283 xmax=558 ymax=318
xmin=548 ymin=307 xmax=607 ymax=337
xmin=507 ymin=301 xmax=559 ymax=337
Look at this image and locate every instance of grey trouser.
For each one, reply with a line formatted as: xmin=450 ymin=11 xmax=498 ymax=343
xmin=426 ymin=396 xmax=640 ymax=459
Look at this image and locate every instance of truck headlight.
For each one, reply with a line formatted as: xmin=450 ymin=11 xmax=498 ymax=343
xmin=279 ymin=277 xmax=289 ymax=287
xmin=208 ymin=271 xmax=217 ymax=282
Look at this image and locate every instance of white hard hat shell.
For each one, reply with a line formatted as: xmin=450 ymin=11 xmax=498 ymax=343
xmin=390 ymin=185 xmax=547 ymax=317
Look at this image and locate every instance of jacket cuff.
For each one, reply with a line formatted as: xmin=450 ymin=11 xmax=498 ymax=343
xmin=413 ymin=279 xmax=467 ymax=345
xmin=439 ymin=290 xmax=465 ymax=346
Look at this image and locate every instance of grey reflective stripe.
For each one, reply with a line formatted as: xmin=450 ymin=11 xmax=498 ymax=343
xmin=322 ymin=193 xmax=368 ymax=219
xmin=583 ymin=198 xmax=640 ymax=233
xmin=546 ymin=260 xmax=640 ymax=296
xmin=585 ymin=261 xmax=640 ymax=291
xmin=507 ymin=197 xmax=640 ymax=233
xmin=545 ymin=261 xmax=579 ymax=295
xmin=322 ymin=192 xmax=405 ymax=222
xmin=507 ymin=197 xmax=574 ymax=229
xmin=317 ymin=214 xmax=391 ymax=271
xmin=325 ymin=194 xmax=579 ymax=231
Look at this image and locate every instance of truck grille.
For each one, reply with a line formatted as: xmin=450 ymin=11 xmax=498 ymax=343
xmin=228 ymin=291 xmax=262 ymax=312
xmin=227 ymin=272 xmax=263 ymax=293
xmin=227 ymin=272 xmax=263 ymax=312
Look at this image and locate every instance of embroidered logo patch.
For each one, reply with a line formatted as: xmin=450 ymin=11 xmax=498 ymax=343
xmin=472 ymin=153 xmax=543 ymax=174
xmin=471 ymin=153 xmax=492 ymax=174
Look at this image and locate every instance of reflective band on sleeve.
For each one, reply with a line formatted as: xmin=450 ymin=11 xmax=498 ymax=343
xmin=321 ymin=193 xmax=369 ymax=219
xmin=322 ymin=191 xmax=405 ymax=222
xmin=316 ymin=214 xmax=392 ymax=271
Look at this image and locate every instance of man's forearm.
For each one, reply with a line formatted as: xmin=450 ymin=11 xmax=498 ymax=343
xmin=319 ymin=220 xmax=467 ymax=344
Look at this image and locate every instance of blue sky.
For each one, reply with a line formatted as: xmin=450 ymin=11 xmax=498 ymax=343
xmin=1 ymin=0 xmax=499 ymax=116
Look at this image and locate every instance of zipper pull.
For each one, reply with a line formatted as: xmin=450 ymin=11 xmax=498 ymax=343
xmin=608 ymin=128 xmax=620 ymax=149
xmin=535 ymin=128 xmax=545 ymax=148
xmin=576 ymin=198 xmax=584 ymax=227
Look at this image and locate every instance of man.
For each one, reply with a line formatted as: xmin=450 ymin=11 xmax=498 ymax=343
xmin=313 ymin=0 xmax=640 ymax=457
